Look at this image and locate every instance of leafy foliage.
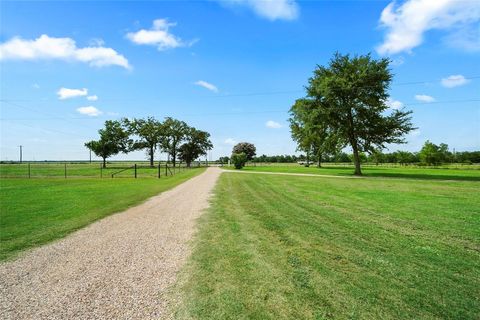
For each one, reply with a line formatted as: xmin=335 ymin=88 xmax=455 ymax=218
xmin=231 ymin=153 xmax=247 ymax=169
xmin=85 ymin=120 xmax=131 ymax=167
xmin=232 ymin=142 xmax=256 ymax=161
xmin=291 ymin=52 xmax=415 ymax=175
xmin=161 ymin=117 xmax=189 ymax=167
xmin=178 ymin=128 xmax=213 ymax=166
xmin=123 ymin=117 xmax=163 ymax=166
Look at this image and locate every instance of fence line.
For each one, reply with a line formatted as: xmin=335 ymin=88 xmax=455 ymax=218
xmin=0 ymin=161 xmax=206 ymax=179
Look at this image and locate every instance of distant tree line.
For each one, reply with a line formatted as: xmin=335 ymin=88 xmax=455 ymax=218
xmin=85 ymin=117 xmax=212 ymax=168
xmin=220 ymin=140 xmax=479 ymax=166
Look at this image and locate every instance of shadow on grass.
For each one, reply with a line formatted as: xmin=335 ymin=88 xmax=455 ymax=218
xmin=362 ymin=172 xmax=480 ymax=182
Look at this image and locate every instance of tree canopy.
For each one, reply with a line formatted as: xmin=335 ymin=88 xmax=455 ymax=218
xmin=85 ymin=120 xmax=131 ymax=168
xmin=123 ymin=117 xmax=164 ymax=166
xmin=178 ymin=128 xmax=213 ymax=167
xmin=232 ymin=142 xmax=256 ymax=161
xmin=290 ymin=52 xmax=415 ymax=175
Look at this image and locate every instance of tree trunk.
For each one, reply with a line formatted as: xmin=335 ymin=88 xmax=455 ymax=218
xmin=306 ymin=151 xmax=310 ymax=167
xmin=352 ymin=144 xmax=362 ymax=175
xmin=317 ymin=151 xmax=322 ymax=168
xmin=102 ymin=157 xmax=106 ymax=168
xmin=149 ymin=146 xmax=154 ymax=167
xmin=172 ymin=149 xmax=176 ymax=167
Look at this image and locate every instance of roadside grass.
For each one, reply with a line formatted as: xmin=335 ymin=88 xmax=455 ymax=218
xmin=0 ymin=168 xmax=205 ymax=261
xmin=225 ymin=164 xmax=480 ymax=181
xmin=177 ymin=172 xmax=480 ymax=319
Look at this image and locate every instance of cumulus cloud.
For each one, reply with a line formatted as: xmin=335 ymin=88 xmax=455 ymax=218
xmin=57 ymin=87 xmax=88 ymax=100
xmin=220 ymin=0 xmax=299 ymax=21
xmin=376 ymin=0 xmax=480 ymax=55
xmin=415 ymin=94 xmax=435 ymax=103
xmin=0 ymin=34 xmax=130 ymax=69
xmin=77 ymin=106 xmax=102 ymax=117
xmin=194 ymin=80 xmax=219 ymax=93
xmin=386 ymin=98 xmax=403 ymax=110
xmin=87 ymin=95 xmax=98 ymax=101
xmin=126 ymin=19 xmax=195 ymax=51
xmin=224 ymin=138 xmax=236 ymax=145
xmin=266 ymin=120 xmax=282 ymax=128
xmin=441 ymin=74 xmax=470 ymax=88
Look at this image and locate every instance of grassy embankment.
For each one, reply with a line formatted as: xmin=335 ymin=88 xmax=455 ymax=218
xmin=177 ymin=171 xmax=479 ymax=319
xmin=0 ymin=168 xmax=205 ymax=260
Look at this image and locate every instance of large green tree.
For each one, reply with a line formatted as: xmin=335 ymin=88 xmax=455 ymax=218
xmin=302 ymin=52 xmax=415 ymax=175
xmin=161 ymin=117 xmax=189 ymax=167
xmin=123 ymin=117 xmax=164 ymax=166
xmin=85 ymin=120 xmax=131 ymax=168
xmin=232 ymin=142 xmax=256 ymax=161
xmin=178 ymin=128 xmax=213 ymax=167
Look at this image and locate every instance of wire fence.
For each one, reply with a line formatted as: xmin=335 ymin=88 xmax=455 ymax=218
xmin=0 ymin=161 xmax=207 ymax=179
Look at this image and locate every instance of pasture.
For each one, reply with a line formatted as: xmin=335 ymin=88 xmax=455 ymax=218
xmin=177 ymin=171 xmax=480 ymax=319
xmin=229 ymin=163 xmax=480 ymax=181
xmin=0 ymin=168 xmax=205 ymax=260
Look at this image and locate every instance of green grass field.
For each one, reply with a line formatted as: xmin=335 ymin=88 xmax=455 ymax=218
xmin=0 ymin=168 xmax=205 ymax=260
xmin=228 ymin=164 xmax=480 ymax=181
xmin=177 ymin=172 xmax=480 ymax=319
xmin=0 ymin=162 xmax=195 ymax=178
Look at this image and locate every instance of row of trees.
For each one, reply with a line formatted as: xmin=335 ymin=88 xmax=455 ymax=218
xmin=85 ymin=117 xmax=213 ymax=168
xmin=242 ymin=141 xmax=479 ymax=166
xmin=289 ymin=53 xmax=415 ymax=175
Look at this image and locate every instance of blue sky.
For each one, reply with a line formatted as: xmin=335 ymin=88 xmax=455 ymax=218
xmin=1 ymin=0 xmax=479 ymax=161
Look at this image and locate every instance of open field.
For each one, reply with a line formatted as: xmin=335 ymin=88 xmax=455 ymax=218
xmin=0 ymin=168 xmax=205 ymax=260
xmin=227 ymin=164 xmax=480 ymax=181
xmin=177 ymin=172 xmax=480 ymax=319
xmin=0 ymin=162 xmax=200 ymax=178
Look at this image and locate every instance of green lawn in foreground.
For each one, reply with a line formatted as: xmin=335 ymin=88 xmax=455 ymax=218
xmin=227 ymin=164 xmax=480 ymax=181
xmin=177 ymin=172 xmax=480 ymax=319
xmin=0 ymin=168 xmax=205 ymax=260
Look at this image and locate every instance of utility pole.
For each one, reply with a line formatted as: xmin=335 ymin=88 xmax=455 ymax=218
xmin=18 ymin=145 xmax=23 ymax=163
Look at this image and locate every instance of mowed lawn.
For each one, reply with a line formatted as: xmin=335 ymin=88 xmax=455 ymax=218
xmin=231 ymin=165 xmax=480 ymax=181
xmin=177 ymin=172 xmax=480 ymax=319
xmin=0 ymin=168 xmax=205 ymax=260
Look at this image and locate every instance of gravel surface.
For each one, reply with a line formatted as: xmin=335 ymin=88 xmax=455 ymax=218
xmin=0 ymin=167 xmax=221 ymax=320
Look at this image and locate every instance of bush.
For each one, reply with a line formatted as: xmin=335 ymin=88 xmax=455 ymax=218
xmin=231 ymin=153 xmax=247 ymax=169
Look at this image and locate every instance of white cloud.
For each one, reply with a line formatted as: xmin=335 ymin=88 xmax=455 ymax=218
xmin=87 ymin=95 xmax=98 ymax=101
xmin=266 ymin=120 xmax=282 ymax=128
xmin=224 ymin=138 xmax=236 ymax=145
xmin=57 ymin=87 xmax=88 ymax=100
xmin=77 ymin=106 xmax=102 ymax=117
xmin=376 ymin=0 xmax=480 ymax=55
xmin=194 ymin=80 xmax=219 ymax=93
xmin=32 ymin=83 xmax=40 ymax=89
xmin=441 ymin=74 xmax=470 ymax=88
xmin=0 ymin=34 xmax=130 ymax=69
xmin=415 ymin=94 xmax=435 ymax=103
xmin=221 ymin=0 xmax=299 ymax=21
xmin=126 ymin=19 xmax=195 ymax=51
xmin=386 ymin=98 xmax=403 ymax=110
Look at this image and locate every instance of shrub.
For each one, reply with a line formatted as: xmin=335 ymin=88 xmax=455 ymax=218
xmin=231 ymin=153 xmax=247 ymax=169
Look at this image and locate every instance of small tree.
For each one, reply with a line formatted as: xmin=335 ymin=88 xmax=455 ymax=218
xmin=231 ymin=153 xmax=247 ymax=169
xmin=232 ymin=142 xmax=256 ymax=161
xmin=85 ymin=120 xmax=131 ymax=168
xmin=123 ymin=117 xmax=163 ymax=166
xmin=178 ymin=128 xmax=213 ymax=167
xmin=161 ymin=117 xmax=189 ymax=167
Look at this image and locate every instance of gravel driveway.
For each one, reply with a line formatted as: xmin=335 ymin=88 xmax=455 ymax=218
xmin=0 ymin=167 xmax=221 ymax=320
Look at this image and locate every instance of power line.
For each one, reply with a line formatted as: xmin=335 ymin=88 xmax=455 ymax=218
xmin=1 ymin=75 xmax=479 ymax=101
xmin=1 ymin=98 xmax=478 ymax=120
